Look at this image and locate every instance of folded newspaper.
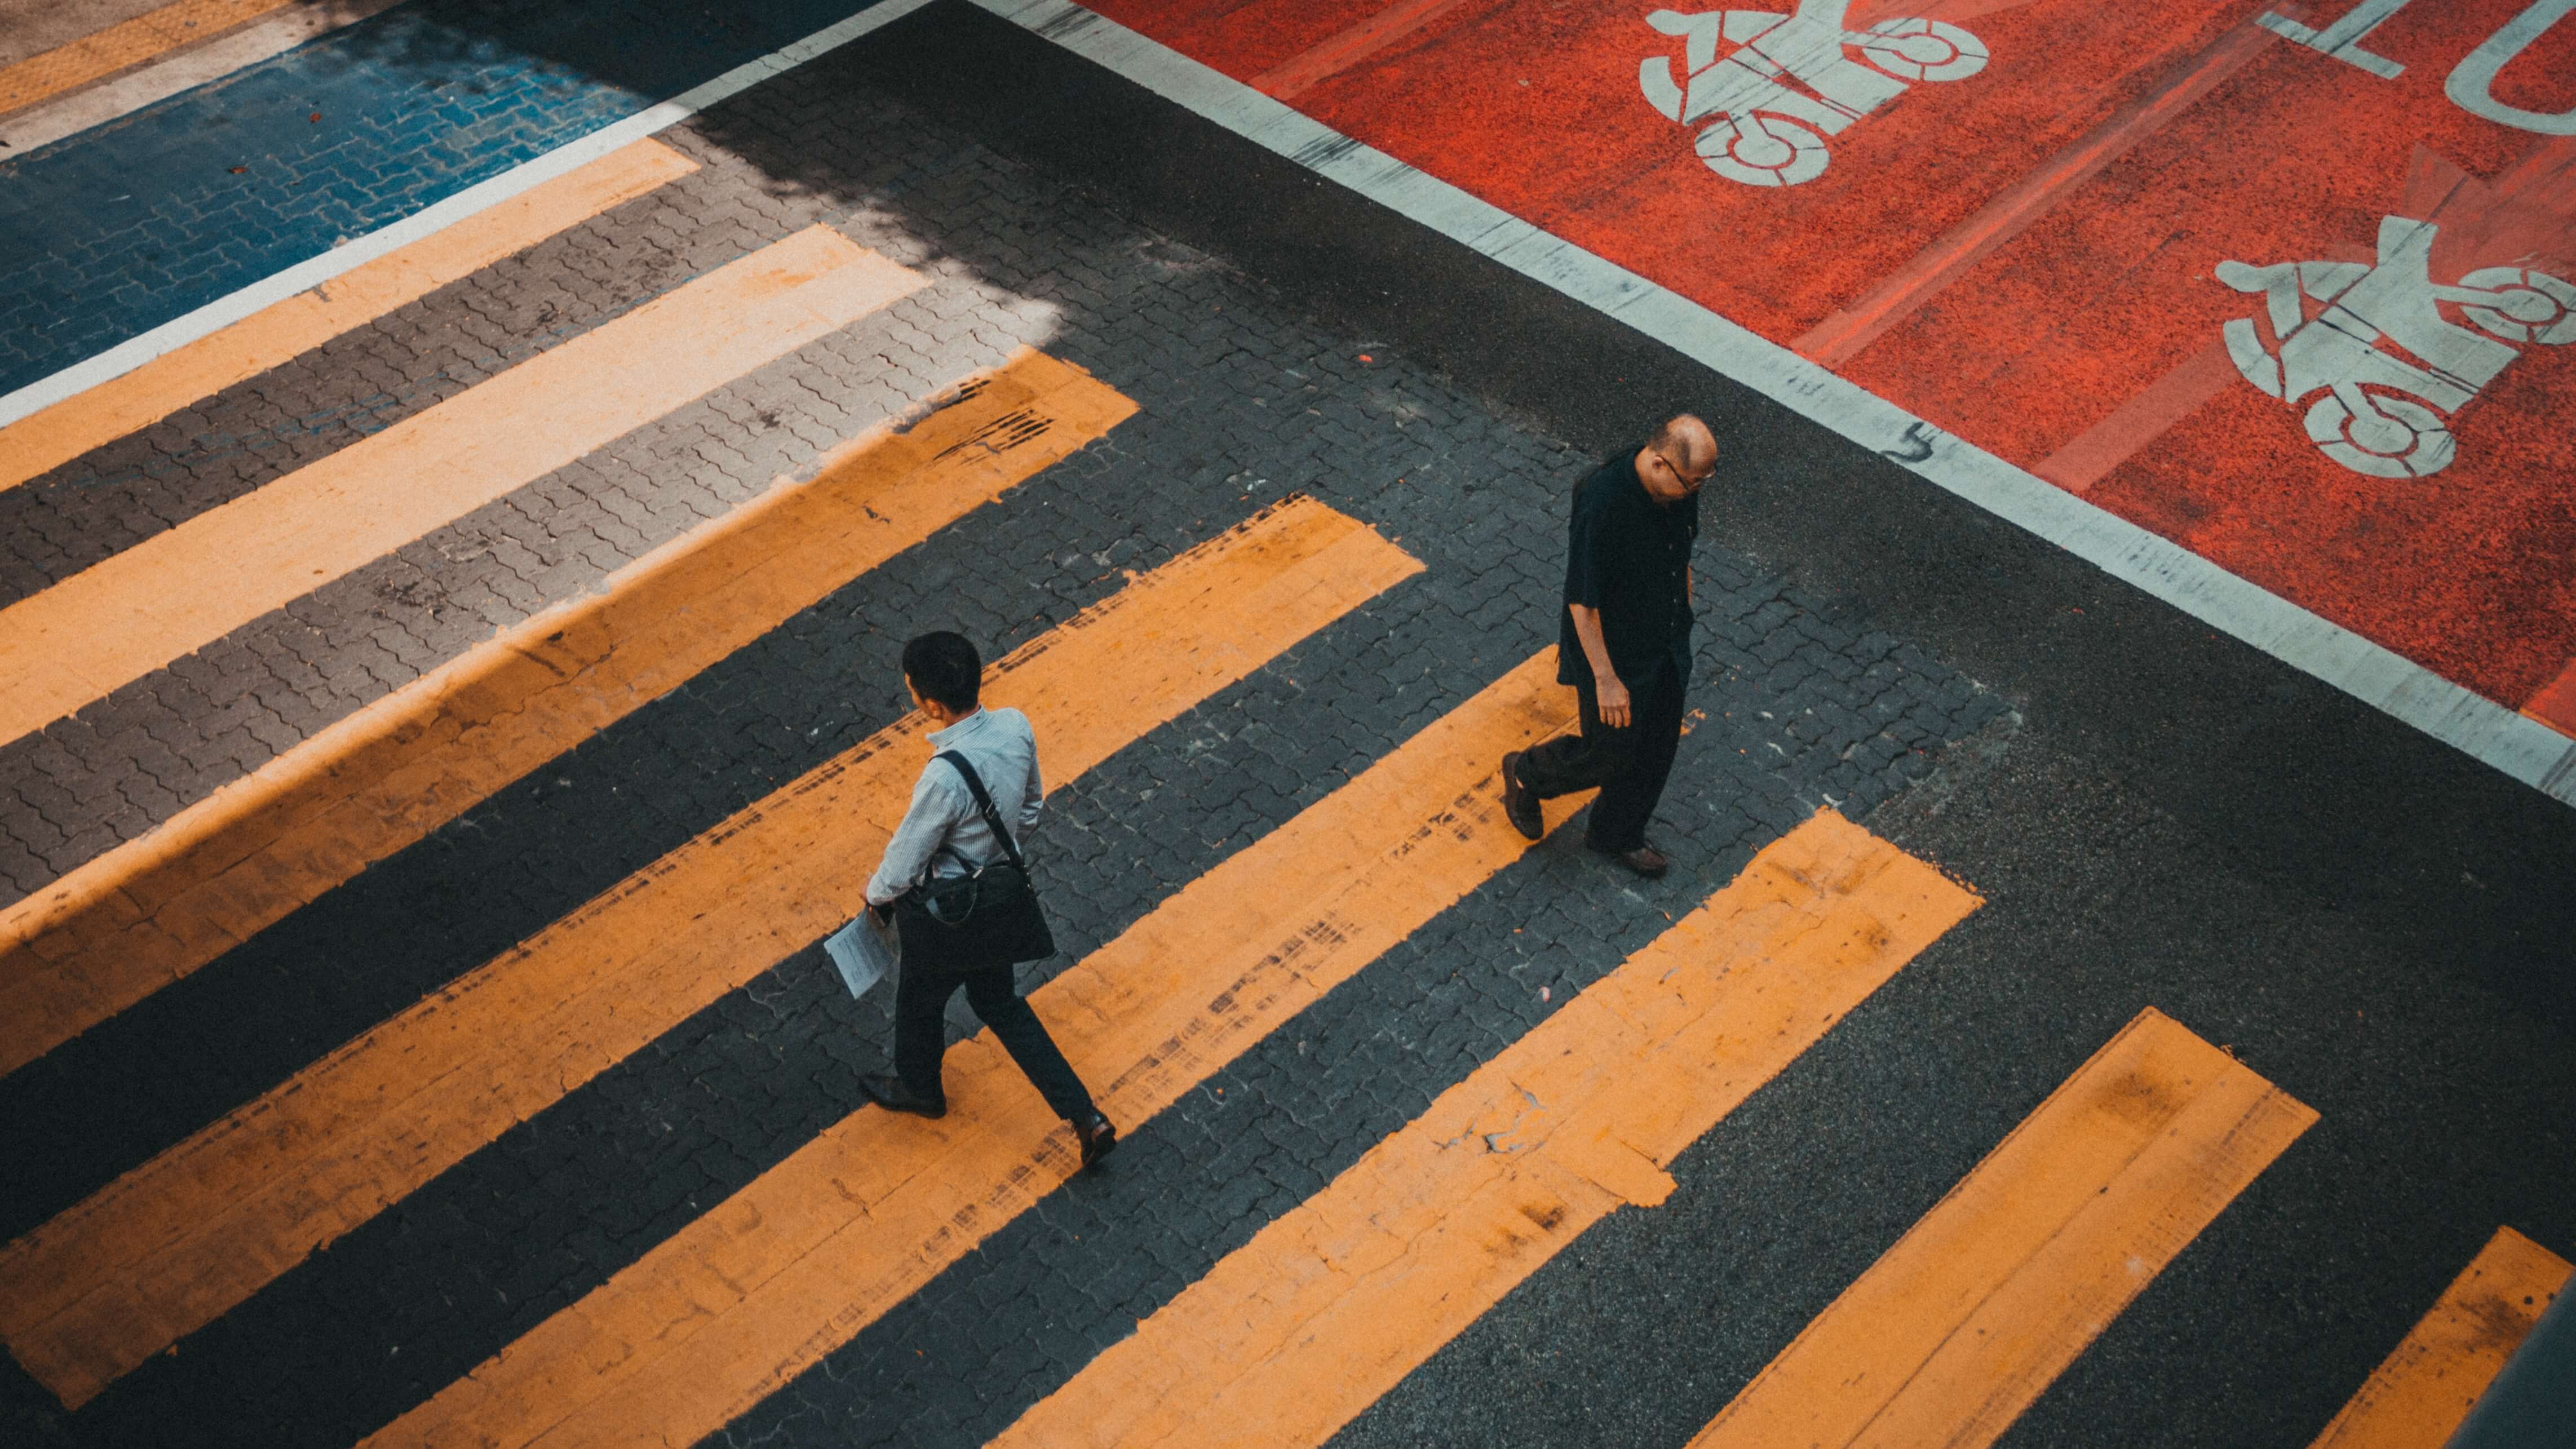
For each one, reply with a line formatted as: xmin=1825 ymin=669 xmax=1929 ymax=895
xmin=823 ymin=909 xmax=900 ymax=998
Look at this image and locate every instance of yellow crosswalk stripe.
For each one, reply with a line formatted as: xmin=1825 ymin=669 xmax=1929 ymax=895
xmin=0 ymin=496 xmax=1419 ymax=1410
xmin=364 ymin=649 xmax=1595 ymax=1448
xmin=0 ymin=225 xmax=923 ymax=749
xmin=0 ymin=348 xmax=1134 ymax=1079
xmin=990 ymin=810 xmax=1979 ymax=1449
xmin=2310 ymin=1226 xmax=2572 ymax=1448
xmin=0 ymin=0 xmax=299 ymax=116
xmin=1693 ymin=1007 xmax=2316 ymax=1449
xmin=0 ymin=139 xmax=700 ymax=494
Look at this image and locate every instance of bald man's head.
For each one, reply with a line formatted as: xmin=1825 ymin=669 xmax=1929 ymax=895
xmin=1639 ymin=414 xmax=1717 ymax=503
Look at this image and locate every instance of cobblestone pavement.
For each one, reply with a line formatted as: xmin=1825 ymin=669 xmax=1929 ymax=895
xmin=1 ymin=5 xmax=2570 ymax=1448
xmin=0 ymin=0 xmax=887 ymax=396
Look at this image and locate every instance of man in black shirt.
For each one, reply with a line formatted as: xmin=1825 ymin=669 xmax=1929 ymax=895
xmin=1500 ymin=414 xmax=1716 ymax=878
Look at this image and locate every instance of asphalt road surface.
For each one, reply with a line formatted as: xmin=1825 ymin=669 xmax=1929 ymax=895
xmin=0 ymin=3 xmax=2567 ymax=1447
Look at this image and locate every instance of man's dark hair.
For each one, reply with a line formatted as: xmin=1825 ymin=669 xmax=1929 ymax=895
xmin=902 ymin=631 xmax=981 ymax=714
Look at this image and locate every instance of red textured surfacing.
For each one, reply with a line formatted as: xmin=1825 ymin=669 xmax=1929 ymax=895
xmin=1099 ymin=0 xmax=1394 ymax=81
xmin=1109 ymin=0 xmax=2248 ymax=341
xmin=1088 ymin=0 xmax=2576 ymax=722
xmin=1843 ymin=0 xmax=2576 ymax=707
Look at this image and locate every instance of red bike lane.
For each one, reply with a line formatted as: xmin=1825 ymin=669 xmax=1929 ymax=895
xmin=1089 ymin=0 xmax=2576 ymax=734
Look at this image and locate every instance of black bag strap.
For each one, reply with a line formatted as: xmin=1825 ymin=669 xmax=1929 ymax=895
xmin=935 ymin=751 xmax=1026 ymax=873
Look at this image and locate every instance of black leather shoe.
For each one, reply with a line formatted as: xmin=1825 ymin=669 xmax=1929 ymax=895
xmin=1499 ymin=751 xmax=1543 ymax=841
xmin=1073 ymin=1111 xmax=1118 ymax=1169
xmin=1587 ymin=840 xmax=1670 ymax=879
xmin=858 ymin=1073 xmax=947 ymax=1119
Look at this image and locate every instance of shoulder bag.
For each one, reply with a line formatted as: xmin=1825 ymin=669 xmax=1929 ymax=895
xmin=902 ymin=750 xmax=1057 ymax=966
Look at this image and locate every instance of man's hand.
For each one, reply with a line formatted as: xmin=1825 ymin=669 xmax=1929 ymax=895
xmin=1596 ymin=674 xmax=1632 ymax=729
xmin=1567 ymin=604 xmax=1628 ymax=726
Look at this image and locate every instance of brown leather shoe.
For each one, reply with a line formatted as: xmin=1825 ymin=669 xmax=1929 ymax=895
xmin=858 ymin=1073 xmax=947 ymax=1119
xmin=1587 ymin=840 xmax=1669 ymax=879
xmin=1499 ymin=751 xmax=1543 ymax=840
xmin=1073 ymin=1111 xmax=1118 ymax=1169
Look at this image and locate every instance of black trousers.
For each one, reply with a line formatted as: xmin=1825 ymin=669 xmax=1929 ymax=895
xmin=1516 ymin=661 xmax=1686 ymax=852
xmin=892 ymin=954 xmax=1096 ymax=1120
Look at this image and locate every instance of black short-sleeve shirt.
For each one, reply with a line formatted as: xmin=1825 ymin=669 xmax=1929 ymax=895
xmin=1557 ymin=446 xmax=1699 ymax=687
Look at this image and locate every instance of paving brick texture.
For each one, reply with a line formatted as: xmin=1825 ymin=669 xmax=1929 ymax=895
xmin=0 ymin=0 xmax=884 ymax=397
xmin=0 ymin=32 xmax=2003 ymax=1449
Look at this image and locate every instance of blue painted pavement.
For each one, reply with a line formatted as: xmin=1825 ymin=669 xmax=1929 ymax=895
xmin=0 ymin=0 xmax=888 ymax=399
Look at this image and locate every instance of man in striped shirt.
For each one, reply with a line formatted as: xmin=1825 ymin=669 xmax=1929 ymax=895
xmin=858 ymin=631 xmax=1117 ymax=1168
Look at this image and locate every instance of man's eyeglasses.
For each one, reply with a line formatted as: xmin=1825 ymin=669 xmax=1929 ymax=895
xmin=1647 ymin=449 xmax=1713 ymax=492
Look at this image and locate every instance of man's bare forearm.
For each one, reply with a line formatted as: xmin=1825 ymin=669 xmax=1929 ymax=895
xmin=1568 ymin=604 xmax=1618 ymax=688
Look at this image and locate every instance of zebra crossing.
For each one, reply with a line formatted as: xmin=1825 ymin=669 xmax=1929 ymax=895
xmin=0 ymin=493 xmax=1418 ymax=1406
xmin=0 ymin=15 xmax=2564 ymax=1447
xmin=0 ymin=344 xmax=1131 ymax=1078
xmin=368 ymin=648 xmax=1577 ymax=1447
xmin=0 ymin=140 xmax=701 ymax=498
xmin=993 ymin=813 xmax=1979 ymax=1449
xmin=0 ymin=226 xmax=924 ymax=746
xmin=1696 ymin=1008 xmax=2314 ymax=1449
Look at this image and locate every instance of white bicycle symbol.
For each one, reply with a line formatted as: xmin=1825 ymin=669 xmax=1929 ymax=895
xmin=2219 ymin=215 xmax=2576 ymax=478
xmin=1638 ymin=1 xmax=1988 ymax=187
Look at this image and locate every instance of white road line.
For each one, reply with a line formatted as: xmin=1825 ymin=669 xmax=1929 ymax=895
xmin=0 ymin=0 xmax=410 ymax=159
xmin=0 ymin=0 xmax=937 ymax=434
xmin=968 ymin=0 xmax=2576 ymax=809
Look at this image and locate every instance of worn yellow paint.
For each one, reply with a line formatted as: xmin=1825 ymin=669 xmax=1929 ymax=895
xmin=0 ymin=349 xmax=1134 ymax=1079
xmin=0 ymin=225 xmax=923 ymax=750
xmin=0 ymin=139 xmax=700 ymax=494
xmin=0 ymin=0 xmax=293 ymax=114
xmin=0 ymin=497 xmax=1419 ymax=1410
xmin=364 ymin=649 xmax=1596 ymax=1448
xmin=1695 ymin=1007 xmax=2317 ymax=1449
xmin=991 ymin=810 xmax=1979 ymax=1449
xmin=2310 ymin=1227 xmax=2571 ymax=1449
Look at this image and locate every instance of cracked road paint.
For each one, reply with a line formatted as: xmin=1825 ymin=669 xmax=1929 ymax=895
xmin=2311 ymin=1226 xmax=2573 ymax=1449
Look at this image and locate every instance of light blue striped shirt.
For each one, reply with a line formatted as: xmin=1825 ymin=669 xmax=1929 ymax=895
xmin=865 ymin=706 xmax=1043 ymax=907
